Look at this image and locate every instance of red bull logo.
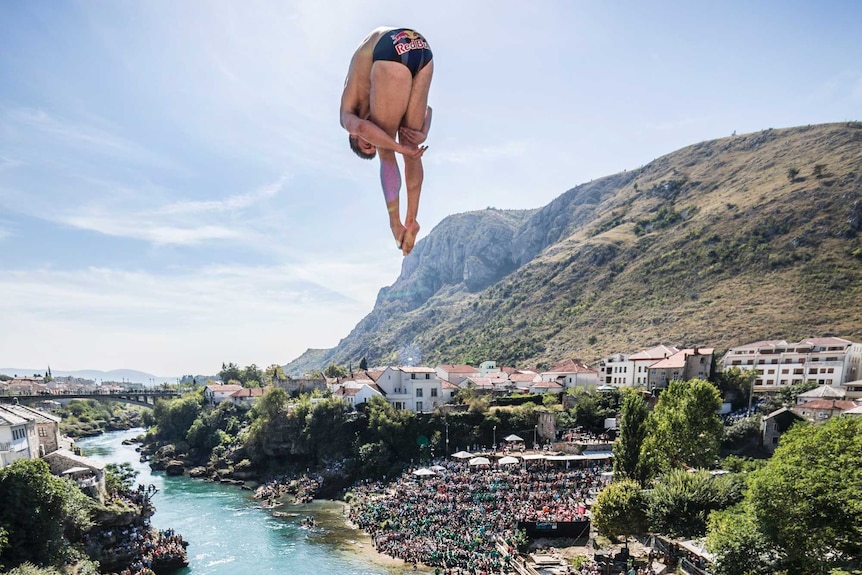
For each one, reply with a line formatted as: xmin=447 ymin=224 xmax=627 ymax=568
xmin=390 ymin=29 xmax=428 ymax=55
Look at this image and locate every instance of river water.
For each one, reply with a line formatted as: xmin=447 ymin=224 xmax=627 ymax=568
xmin=76 ymin=429 xmax=410 ymax=575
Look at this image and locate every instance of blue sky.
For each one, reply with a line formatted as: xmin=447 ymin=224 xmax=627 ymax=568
xmin=1 ymin=1 xmax=860 ymax=377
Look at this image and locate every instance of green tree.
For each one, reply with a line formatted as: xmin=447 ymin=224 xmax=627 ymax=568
xmin=640 ymin=379 xmax=723 ymax=478
xmin=324 ymin=364 xmax=349 ymax=379
xmin=592 ymin=479 xmax=648 ymax=547
xmin=218 ymin=362 xmax=242 ymax=384
xmin=0 ymin=459 xmax=93 ymax=568
xmin=714 ymin=367 xmax=755 ymax=411
xmin=707 ymin=503 xmax=780 ymax=575
xmin=104 ymin=462 xmax=137 ymax=495
xmin=613 ymin=392 xmax=649 ymax=485
xmin=263 ymin=364 xmax=287 ymax=386
xmin=359 ymin=357 xmax=368 ymax=370
xmin=241 ymin=364 xmax=263 ymax=387
xmin=747 ymin=416 xmax=862 ymax=573
xmin=646 ymin=469 xmax=744 ymax=538
xmin=151 ymin=394 xmax=202 ymax=442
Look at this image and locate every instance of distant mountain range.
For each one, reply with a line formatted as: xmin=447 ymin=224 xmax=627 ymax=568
xmin=0 ymin=368 xmax=177 ymax=385
xmin=285 ymin=122 xmax=862 ymax=375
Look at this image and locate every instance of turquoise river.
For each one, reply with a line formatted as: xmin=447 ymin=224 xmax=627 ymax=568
xmin=76 ymin=429 xmax=415 ymax=575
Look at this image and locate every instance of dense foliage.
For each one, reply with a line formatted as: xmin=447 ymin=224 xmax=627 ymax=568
xmin=640 ymin=379 xmax=723 ymax=479
xmin=591 ymin=479 xmax=648 ymax=544
xmin=707 ymin=416 xmax=862 ymax=575
xmin=0 ymin=459 xmax=93 ymax=569
xmin=645 ymin=469 xmax=744 ymax=538
xmin=612 ymin=392 xmax=648 ymax=484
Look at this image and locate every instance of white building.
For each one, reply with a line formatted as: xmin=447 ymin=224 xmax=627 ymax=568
xmin=540 ymin=359 xmax=599 ymax=389
xmin=435 ymin=365 xmax=480 ymax=386
xmin=204 ymin=384 xmax=244 ymax=405
xmin=333 ymin=382 xmax=385 ymax=409
xmin=647 ymin=347 xmax=714 ymax=390
xmin=720 ymin=337 xmax=862 ymax=393
xmin=598 ymin=345 xmax=682 ymax=387
xmin=376 ymin=366 xmax=443 ymax=412
xmin=0 ymin=404 xmax=61 ymax=456
xmin=0 ymin=406 xmax=37 ymax=469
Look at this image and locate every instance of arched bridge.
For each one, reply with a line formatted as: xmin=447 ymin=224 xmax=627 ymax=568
xmin=0 ymin=389 xmax=181 ymax=408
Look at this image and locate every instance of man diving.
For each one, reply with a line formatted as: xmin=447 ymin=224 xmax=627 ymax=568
xmin=340 ymin=27 xmax=434 ymax=256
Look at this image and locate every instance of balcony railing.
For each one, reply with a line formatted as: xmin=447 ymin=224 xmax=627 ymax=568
xmin=0 ymin=442 xmax=10 ymax=451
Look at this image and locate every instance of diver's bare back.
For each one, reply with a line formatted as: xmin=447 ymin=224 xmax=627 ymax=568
xmin=341 ymin=27 xmax=394 ymax=122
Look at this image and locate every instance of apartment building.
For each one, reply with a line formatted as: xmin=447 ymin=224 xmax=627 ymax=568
xmin=376 ymin=366 xmax=444 ymax=413
xmin=720 ymin=337 xmax=862 ymax=393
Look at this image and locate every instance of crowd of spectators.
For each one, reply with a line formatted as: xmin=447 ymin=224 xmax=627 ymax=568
xmin=87 ymin=526 xmax=187 ymax=575
xmin=348 ymin=457 xmax=611 ymax=573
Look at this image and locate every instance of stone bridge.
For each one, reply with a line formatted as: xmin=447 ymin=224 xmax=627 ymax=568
xmin=0 ymin=389 xmax=181 ymax=408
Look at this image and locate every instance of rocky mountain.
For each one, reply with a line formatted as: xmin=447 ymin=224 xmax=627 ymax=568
xmin=286 ymin=122 xmax=862 ymax=375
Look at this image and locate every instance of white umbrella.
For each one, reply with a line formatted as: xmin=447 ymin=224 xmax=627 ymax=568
xmin=412 ymin=468 xmax=436 ymax=476
xmin=504 ymin=434 xmax=524 ymax=442
xmin=452 ymin=451 xmax=474 ymax=459
xmin=498 ymin=456 xmax=519 ymax=465
xmin=468 ymin=456 xmax=491 ymax=466
xmin=430 ymin=465 xmax=446 ymax=471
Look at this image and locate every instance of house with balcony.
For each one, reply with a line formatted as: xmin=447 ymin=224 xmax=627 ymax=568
xmin=376 ymin=366 xmax=444 ymax=412
xmin=647 ymin=347 xmax=714 ymax=390
xmin=0 ymin=403 xmax=61 ymax=456
xmin=0 ymin=407 xmax=37 ymax=469
xmin=720 ymin=337 xmax=862 ymax=394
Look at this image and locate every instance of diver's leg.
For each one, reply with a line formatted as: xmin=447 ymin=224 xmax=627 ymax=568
xmin=370 ymin=61 xmax=412 ymax=249
xmin=400 ymin=61 xmax=434 ymax=255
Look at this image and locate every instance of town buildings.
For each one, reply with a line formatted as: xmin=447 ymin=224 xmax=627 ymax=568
xmin=720 ymin=337 xmax=862 ymax=394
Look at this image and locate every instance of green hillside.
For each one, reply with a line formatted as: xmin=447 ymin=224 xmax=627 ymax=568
xmin=286 ymin=122 xmax=862 ymax=374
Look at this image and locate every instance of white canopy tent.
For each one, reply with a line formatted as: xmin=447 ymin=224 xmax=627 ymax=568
xmin=498 ymin=456 xmax=520 ymax=465
xmin=468 ymin=456 xmax=491 ymax=466
xmin=503 ymin=434 xmax=524 ymax=442
xmin=452 ymin=451 xmax=474 ymax=459
xmin=412 ymin=468 xmax=436 ymax=476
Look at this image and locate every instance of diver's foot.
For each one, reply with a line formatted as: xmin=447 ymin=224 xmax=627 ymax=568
xmin=401 ymin=220 xmax=421 ymax=256
xmin=391 ymin=223 xmax=408 ymax=251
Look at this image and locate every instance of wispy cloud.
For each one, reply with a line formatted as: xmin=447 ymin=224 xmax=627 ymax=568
xmin=3 ymin=107 xmax=175 ymax=169
xmin=45 ymin=173 xmax=292 ymax=246
xmin=432 ymin=140 xmax=529 ymax=166
xmin=0 ymin=262 xmax=384 ymax=373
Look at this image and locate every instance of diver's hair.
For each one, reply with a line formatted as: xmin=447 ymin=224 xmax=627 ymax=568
xmin=349 ymin=135 xmax=376 ymax=160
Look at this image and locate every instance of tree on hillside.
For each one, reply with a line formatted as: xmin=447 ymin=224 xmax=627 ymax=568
xmin=746 ymin=416 xmax=862 ymax=573
xmin=592 ymin=479 xmax=648 ymax=548
xmin=324 ymin=364 xmax=349 ymax=379
xmin=151 ymin=395 xmax=202 ymax=442
xmin=640 ymin=379 xmax=723 ymax=478
xmin=613 ymin=392 xmax=649 ymax=485
xmin=359 ymin=357 xmax=368 ymax=370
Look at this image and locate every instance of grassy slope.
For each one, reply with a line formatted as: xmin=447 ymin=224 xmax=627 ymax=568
xmin=288 ymin=123 xmax=862 ymax=372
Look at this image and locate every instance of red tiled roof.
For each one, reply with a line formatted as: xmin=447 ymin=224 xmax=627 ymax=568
xmin=208 ymin=384 xmax=243 ymax=393
xmin=399 ymin=366 xmax=436 ymax=373
xmin=546 ymin=359 xmax=594 ymax=374
xmin=650 ymin=348 xmax=714 ymax=369
xmin=441 ymin=381 xmax=459 ymax=390
xmin=629 ymin=345 xmax=680 ymax=360
xmin=795 ymin=399 xmax=858 ymax=411
xmin=230 ymin=386 xmax=269 ymax=398
xmin=437 ymin=365 xmax=479 ymax=374
xmin=532 ymin=381 xmax=563 ymax=389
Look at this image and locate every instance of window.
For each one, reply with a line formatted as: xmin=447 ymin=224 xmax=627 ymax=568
xmin=425 ymin=373 xmax=430 ymax=379
xmin=767 ymin=369 xmax=775 ymax=375
xmin=781 ymin=369 xmax=789 ymax=374
xmin=411 ymin=373 xmax=416 ymax=379
xmin=430 ymin=388 xmax=438 ymax=397
xmin=416 ymin=388 xmax=423 ymax=397
xmin=416 ymin=401 xmax=424 ymax=412
xmin=39 ymin=428 xmax=46 ymax=437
